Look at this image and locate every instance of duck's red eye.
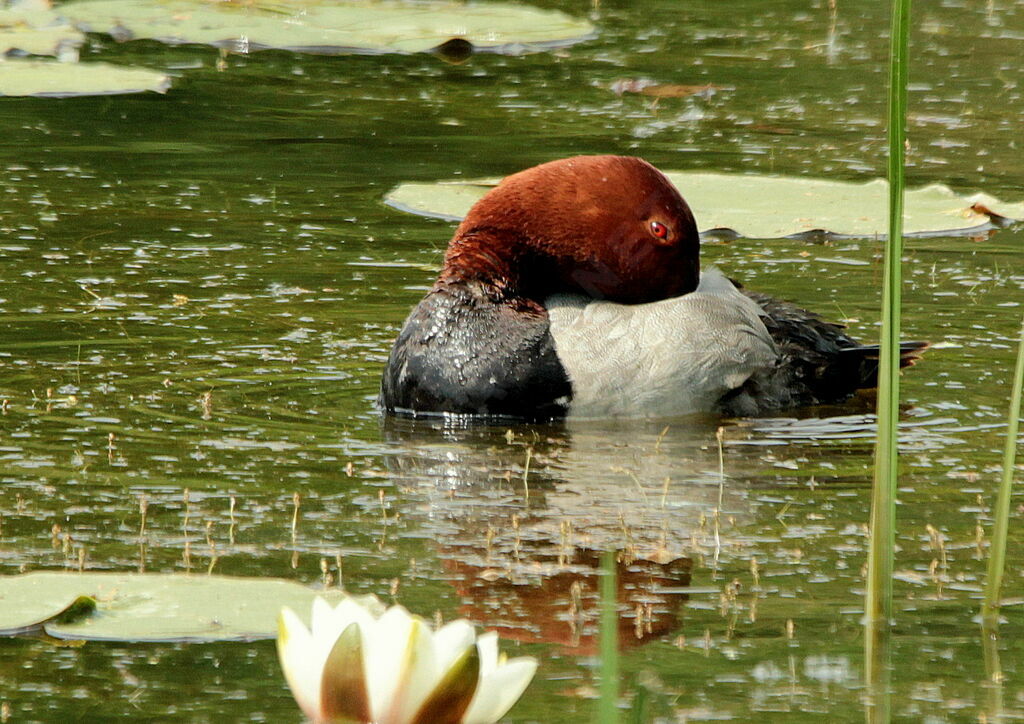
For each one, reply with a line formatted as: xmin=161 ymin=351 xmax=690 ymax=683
xmin=650 ymin=221 xmax=670 ymax=240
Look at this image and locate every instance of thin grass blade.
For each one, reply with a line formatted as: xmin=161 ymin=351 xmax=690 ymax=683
xmin=865 ymin=0 xmax=912 ymax=637
xmin=981 ymin=316 xmax=1024 ymax=622
xmin=598 ymin=550 xmax=619 ymax=724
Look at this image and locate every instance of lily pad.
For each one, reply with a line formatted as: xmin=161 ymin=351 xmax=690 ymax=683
xmin=63 ymin=0 xmax=595 ymax=55
xmin=384 ymin=172 xmax=1024 ymax=239
xmin=0 ymin=0 xmax=64 ymax=29
xmin=0 ymin=24 xmax=84 ymax=55
xmin=0 ymin=571 xmax=348 ymax=641
xmin=1 ymin=1 xmax=85 ymax=57
xmin=0 ymin=59 xmax=171 ymax=97
xmin=0 ymin=582 xmax=97 ymax=635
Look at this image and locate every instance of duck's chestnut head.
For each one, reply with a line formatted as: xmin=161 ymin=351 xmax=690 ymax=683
xmin=441 ymin=155 xmax=700 ymax=304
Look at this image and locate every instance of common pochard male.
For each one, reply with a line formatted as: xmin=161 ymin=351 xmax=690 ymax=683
xmin=380 ymin=156 xmax=926 ymax=420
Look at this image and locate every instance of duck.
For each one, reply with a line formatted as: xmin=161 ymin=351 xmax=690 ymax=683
xmin=379 ymin=155 xmax=926 ymax=421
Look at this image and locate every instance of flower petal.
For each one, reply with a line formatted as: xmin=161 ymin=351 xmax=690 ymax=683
xmin=328 ymin=597 xmax=378 ymax=641
xmin=462 ymin=655 xmax=537 ymax=724
xmin=431 ymin=620 xmax=477 ymax=674
xmin=320 ymin=622 xmax=373 ymax=724
xmin=311 ymin=596 xmax=338 ymax=641
xmin=409 ymin=642 xmax=480 ymax=724
xmin=277 ymin=606 xmax=323 ymax=722
xmin=474 ymin=632 xmax=500 ymax=677
xmin=363 ymin=605 xmax=413 ymax=719
xmin=364 ymin=606 xmax=441 ymax=724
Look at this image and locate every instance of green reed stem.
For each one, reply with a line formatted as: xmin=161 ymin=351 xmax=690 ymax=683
xmin=864 ymin=625 xmax=892 ymax=724
xmin=981 ymin=618 xmax=1004 ymax=716
xmin=598 ymin=549 xmax=619 ymax=724
xmin=981 ymin=316 xmax=1024 ymax=622
xmin=865 ymin=0 xmax=911 ymax=634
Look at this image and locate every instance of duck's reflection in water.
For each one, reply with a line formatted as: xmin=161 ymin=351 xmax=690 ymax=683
xmin=382 ymin=414 xmax=756 ymax=652
xmin=442 ymin=547 xmax=692 ymax=654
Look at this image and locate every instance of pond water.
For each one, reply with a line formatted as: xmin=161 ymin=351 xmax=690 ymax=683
xmin=1 ymin=0 xmax=1023 ymax=721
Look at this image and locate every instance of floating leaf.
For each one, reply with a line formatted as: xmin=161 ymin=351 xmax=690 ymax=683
xmin=63 ymin=0 xmax=595 ymax=55
xmin=0 ymin=584 xmax=95 ymax=635
xmin=0 ymin=59 xmax=171 ymax=97
xmin=384 ymin=172 xmax=1024 ymax=239
xmin=1 ymin=1 xmax=85 ymax=57
xmin=0 ymin=571 xmax=349 ymax=641
xmin=0 ymin=0 xmax=64 ymax=29
xmin=0 ymin=25 xmax=84 ymax=55
xmin=387 ymin=179 xmax=501 ymax=223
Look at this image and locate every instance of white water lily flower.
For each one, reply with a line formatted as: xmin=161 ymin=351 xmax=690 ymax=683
xmin=277 ymin=595 xmax=537 ymax=724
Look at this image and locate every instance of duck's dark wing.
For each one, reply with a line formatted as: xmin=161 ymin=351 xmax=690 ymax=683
xmin=380 ymin=282 xmax=571 ymax=421
xmin=718 ymin=288 xmax=928 ymax=416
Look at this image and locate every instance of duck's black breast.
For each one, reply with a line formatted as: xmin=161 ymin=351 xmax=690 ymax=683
xmin=379 ymin=282 xmax=572 ymax=420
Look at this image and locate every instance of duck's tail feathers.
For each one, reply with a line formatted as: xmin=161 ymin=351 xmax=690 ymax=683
xmin=840 ymin=340 xmax=931 ymax=388
xmin=840 ymin=340 xmax=931 ymax=366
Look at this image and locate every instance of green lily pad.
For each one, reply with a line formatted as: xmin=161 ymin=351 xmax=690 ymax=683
xmin=0 ymin=582 xmax=97 ymax=635
xmin=0 ymin=24 xmax=84 ymax=55
xmin=1 ymin=1 xmax=85 ymax=56
xmin=0 ymin=59 xmax=171 ymax=97
xmin=0 ymin=571 xmax=347 ymax=641
xmin=0 ymin=1 xmax=64 ymax=29
xmin=384 ymin=172 xmax=1024 ymax=239
xmin=63 ymin=0 xmax=595 ymax=55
